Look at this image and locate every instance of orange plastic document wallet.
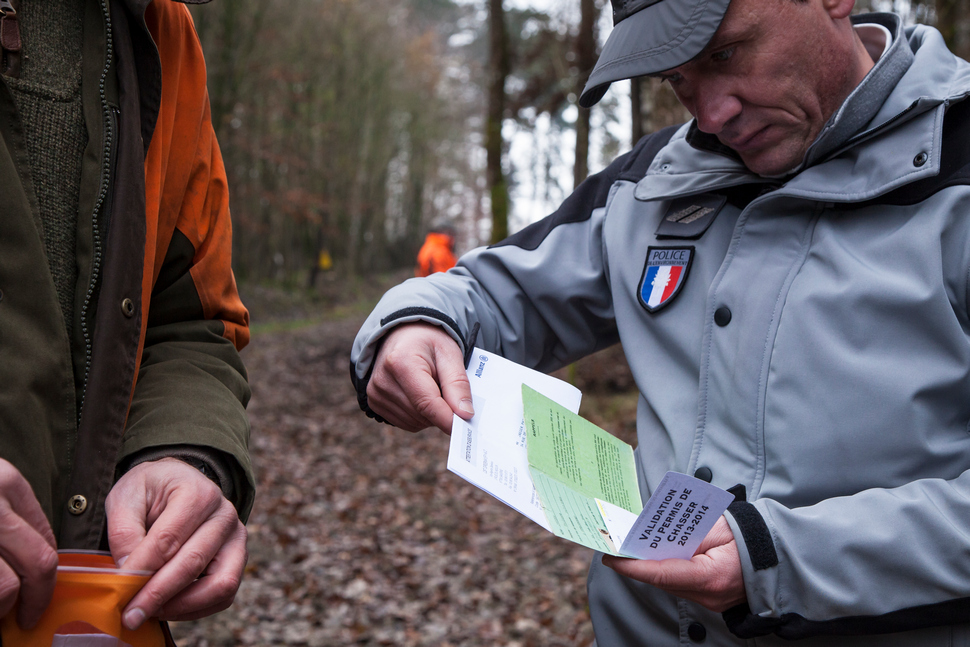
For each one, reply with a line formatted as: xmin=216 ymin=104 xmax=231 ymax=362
xmin=0 ymin=552 xmax=169 ymax=647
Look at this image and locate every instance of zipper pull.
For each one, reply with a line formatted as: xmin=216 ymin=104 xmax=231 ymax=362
xmin=1 ymin=0 xmax=21 ymax=77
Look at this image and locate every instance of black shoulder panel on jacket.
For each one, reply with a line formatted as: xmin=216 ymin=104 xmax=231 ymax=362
xmin=148 ymin=228 xmax=205 ymax=328
xmin=617 ymin=124 xmax=684 ymax=183
xmin=724 ymin=596 xmax=970 ymax=641
xmin=852 ymin=98 xmax=970 ymax=208
xmin=491 ymin=124 xmax=682 ymax=252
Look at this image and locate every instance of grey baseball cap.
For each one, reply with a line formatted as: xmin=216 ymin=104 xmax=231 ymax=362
xmin=579 ymin=0 xmax=732 ymax=108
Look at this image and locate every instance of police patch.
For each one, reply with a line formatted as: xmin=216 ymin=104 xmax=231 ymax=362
xmin=638 ymin=246 xmax=694 ymax=313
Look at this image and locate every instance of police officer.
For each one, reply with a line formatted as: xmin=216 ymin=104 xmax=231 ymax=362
xmin=352 ymin=0 xmax=970 ymax=643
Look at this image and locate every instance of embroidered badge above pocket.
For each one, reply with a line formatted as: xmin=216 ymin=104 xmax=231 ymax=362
xmin=638 ymin=247 xmax=694 ymax=313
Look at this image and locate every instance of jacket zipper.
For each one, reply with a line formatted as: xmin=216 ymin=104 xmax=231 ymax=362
xmin=78 ymin=0 xmax=116 ymax=422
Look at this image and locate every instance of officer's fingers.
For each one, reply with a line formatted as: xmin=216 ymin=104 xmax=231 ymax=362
xmin=367 ymin=322 xmax=468 ymax=432
xmin=367 ymin=338 xmax=436 ymax=420
xmin=377 ymin=331 xmax=439 ymax=384
xmin=371 ymin=338 xmax=459 ymax=432
xmin=367 ymin=394 xmax=430 ymax=432
xmin=366 ymin=367 xmax=438 ymax=431
xmin=399 ymin=367 xmax=459 ymax=434
xmin=606 ymin=553 xmax=724 ymax=602
xmin=694 ymin=516 xmax=734 ymax=556
xmin=603 ymin=544 xmax=744 ymax=612
xmin=434 ymin=342 xmax=474 ymax=425
xmin=367 ymin=361 xmax=424 ymax=413
xmin=603 ymin=554 xmax=674 ymax=587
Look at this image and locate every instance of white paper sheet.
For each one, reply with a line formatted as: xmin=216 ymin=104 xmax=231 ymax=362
xmin=447 ymin=348 xmax=581 ymax=530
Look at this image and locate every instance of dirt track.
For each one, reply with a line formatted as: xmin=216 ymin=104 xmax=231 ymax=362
xmin=168 ymin=292 xmax=639 ymax=646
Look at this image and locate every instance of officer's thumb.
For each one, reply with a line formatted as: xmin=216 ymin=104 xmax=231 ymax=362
xmin=437 ymin=349 xmax=474 ymax=426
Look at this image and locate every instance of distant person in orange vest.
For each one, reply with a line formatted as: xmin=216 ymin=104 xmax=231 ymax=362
xmin=415 ymin=226 xmax=457 ymax=277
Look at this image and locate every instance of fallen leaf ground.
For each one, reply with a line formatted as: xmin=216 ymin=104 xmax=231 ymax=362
xmin=170 ymin=275 xmax=639 ymax=646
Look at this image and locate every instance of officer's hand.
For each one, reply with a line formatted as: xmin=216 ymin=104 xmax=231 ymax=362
xmin=105 ymin=458 xmax=247 ymax=630
xmin=0 ymin=459 xmax=58 ymax=630
xmin=367 ymin=322 xmax=474 ymax=433
xmin=601 ymin=516 xmax=746 ymax=612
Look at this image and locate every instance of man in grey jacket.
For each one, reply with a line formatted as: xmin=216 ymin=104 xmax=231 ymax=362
xmin=352 ymin=0 xmax=970 ymax=644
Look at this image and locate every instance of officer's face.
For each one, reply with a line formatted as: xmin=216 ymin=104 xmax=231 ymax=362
xmin=655 ymin=0 xmax=872 ymax=176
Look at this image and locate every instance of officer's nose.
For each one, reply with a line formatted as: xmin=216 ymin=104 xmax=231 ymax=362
xmin=691 ymin=84 xmax=743 ymax=136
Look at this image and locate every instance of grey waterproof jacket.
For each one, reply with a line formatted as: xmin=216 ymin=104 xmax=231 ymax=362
xmin=352 ymin=15 xmax=970 ymax=645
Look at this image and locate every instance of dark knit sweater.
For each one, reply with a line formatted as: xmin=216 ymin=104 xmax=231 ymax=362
xmin=5 ymin=0 xmax=87 ymax=342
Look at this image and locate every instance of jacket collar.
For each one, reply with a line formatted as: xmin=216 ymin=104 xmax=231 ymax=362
xmin=797 ymin=13 xmax=912 ymax=172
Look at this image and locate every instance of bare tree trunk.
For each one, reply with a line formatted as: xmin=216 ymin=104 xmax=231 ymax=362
xmin=574 ymin=110 xmax=590 ymax=190
xmin=636 ymin=77 xmax=688 ymax=135
xmin=347 ymin=115 xmax=374 ymax=277
xmin=487 ymin=0 xmax=510 ymax=244
xmin=573 ymin=0 xmax=597 ymax=189
xmin=194 ymin=0 xmax=271 ymax=138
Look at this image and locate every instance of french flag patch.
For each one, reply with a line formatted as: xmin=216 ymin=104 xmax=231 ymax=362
xmin=638 ymin=247 xmax=694 ymax=313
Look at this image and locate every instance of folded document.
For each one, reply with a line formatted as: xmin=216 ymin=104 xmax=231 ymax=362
xmin=447 ymin=348 xmax=734 ymax=559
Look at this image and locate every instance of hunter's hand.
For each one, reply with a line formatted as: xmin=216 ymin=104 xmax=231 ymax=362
xmin=0 ymin=458 xmax=58 ymax=630
xmin=106 ymin=458 xmax=246 ymax=629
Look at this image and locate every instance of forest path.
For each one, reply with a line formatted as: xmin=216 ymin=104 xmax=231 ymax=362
xmin=171 ymin=281 xmax=637 ymax=646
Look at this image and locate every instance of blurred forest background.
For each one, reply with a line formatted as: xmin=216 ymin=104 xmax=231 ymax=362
xmin=188 ymin=0 xmax=952 ymax=287
xmin=170 ymin=1 xmax=970 ymax=645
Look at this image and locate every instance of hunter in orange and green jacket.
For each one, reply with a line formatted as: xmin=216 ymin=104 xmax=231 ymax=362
xmin=0 ymin=0 xmax=251 ymax=634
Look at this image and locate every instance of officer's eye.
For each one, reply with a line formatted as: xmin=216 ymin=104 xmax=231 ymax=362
xmin=711 ymin=47 xmax=736 ymax=63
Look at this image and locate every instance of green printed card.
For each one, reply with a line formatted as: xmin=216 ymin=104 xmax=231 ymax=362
xmin=446 ymin=352 xmax=734 ymax=560
xmin=523 ymin=385 xmax=642 ymax=554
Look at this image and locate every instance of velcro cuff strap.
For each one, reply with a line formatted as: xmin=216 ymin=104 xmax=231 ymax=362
xmin=727 ymin=500 xmax=778 ymax=570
